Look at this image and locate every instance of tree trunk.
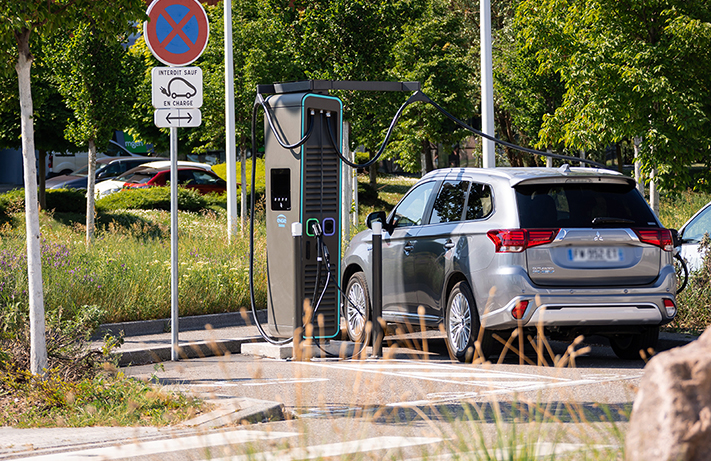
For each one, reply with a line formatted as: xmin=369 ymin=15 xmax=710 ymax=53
xmin=86 ymin=139 xmax=97 ymax=247
xmin=423 ymin=140 xmax=434 ymax=173
xmin=38 ymin=150 xmax=46 ymax=210
xmin=616 ymin=143 xmax=624 ymax=173
xmin=15 ymin=27 xmax=47 ymax=375
xmin=369 ymin=150 xmax=377 ymax=188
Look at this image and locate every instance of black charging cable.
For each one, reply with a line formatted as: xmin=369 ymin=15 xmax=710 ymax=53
xmin=324 ymin=90 xmax=608 ymax=169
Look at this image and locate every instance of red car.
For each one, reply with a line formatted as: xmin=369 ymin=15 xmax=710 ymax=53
xmin=121 ymin=166 xmax=227 ymax=195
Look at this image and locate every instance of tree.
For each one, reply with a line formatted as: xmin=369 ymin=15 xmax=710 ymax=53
xmin=0 ymin=0 xmax=144 ymax=375
xmin=0 ymin=35 xmax=77 ymax=209
xmin=48 ymin=23 xmax=140 ymax=246
xmin=277 ymin=0 xmax=417 ymax=186
xmin=388 ymin=0 xmax=478 ymax=173
xmin=516 ymin=0 xmax=711 ymax=190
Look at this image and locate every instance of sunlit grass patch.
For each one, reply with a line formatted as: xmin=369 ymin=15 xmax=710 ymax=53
xmin=0 ymin=368 xmax=203 ymax=428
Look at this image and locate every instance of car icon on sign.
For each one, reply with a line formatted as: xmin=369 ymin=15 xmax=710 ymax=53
xmin=160 ymin=77 xmax=197 ymax=99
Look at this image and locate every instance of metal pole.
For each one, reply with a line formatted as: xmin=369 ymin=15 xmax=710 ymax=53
xmin=170 ymin=126 xmax=179 ymax=361
xmin=292 ymin=222 xmax=303 ymax=360
xmin=371 ymin=221 xmax=383 ymax=358
xmin=481 ymin=0 xmax=495 ymax=168
xmin=224 ymin=0 xmax=238 ymax=240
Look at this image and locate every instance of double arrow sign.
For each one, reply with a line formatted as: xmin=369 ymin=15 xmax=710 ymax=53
xmin=152 ymin=67 xmax=202 ymax=128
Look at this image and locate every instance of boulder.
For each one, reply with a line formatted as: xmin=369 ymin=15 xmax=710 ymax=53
xmin=626 ymin=326 xmax=711 ymax=461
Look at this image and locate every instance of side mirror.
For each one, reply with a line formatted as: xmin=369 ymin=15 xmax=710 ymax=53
xmin=670 ymin=229 xmax=681 ymax=248
xmin=366 ymin=211 xmax=387 ymax=230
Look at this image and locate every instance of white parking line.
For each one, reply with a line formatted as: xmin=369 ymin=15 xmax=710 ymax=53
xmin=23 ymin=430 xmax=298 ymax=461
xmin=195 ymin=436 xmax=444 ymax=461
xmin=301 ymin=359 xmax=641 ymax=406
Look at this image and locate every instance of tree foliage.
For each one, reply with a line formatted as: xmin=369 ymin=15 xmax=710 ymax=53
xmin=515 ymin=0 xmax=711 ymax=189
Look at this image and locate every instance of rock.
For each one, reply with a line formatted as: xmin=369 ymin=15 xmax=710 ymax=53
xmin=626 ymin=326 xmax=711 ymax=461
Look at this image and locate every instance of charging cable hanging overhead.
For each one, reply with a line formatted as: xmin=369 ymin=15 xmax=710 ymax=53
xmin=324 ymin=90 xmax=608 ymax=170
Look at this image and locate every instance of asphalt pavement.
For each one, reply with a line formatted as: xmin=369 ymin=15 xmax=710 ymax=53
xmin=0 ymin=311 xmax=699 ymax=460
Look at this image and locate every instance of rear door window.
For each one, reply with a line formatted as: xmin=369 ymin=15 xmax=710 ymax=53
xmin=430 ymin=180 xmax=469 ymax=224
xmin=516 ymin=182 xmax=657 ymax=228
xmin=465 ymin=183 xmax=493 ymax=220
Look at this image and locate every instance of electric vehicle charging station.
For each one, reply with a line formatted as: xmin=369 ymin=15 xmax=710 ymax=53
xmin=248 ymin=80 xmax=606 ymax=355
xmin=263 ymin=91 xmax=343 ymax=339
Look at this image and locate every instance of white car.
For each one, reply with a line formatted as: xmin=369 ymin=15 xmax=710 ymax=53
xmin=677 ymin=201 xmax=711 ymax=272
xmin=95 ymin=160 xmax=212 ymax=199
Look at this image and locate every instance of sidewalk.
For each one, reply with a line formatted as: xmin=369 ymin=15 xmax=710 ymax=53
xmin=92 ymin=310 xmax=699 ymax=366
xmin=91 ymin=311 xmax=267 ymax=366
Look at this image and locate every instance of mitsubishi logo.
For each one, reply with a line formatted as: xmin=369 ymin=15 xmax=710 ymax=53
xmin=593 ymin=231 xmax=603 ymax=242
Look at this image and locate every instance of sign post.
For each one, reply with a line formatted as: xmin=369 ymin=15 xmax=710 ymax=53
xmin=145 ymin=0 xmax=209 ymax=361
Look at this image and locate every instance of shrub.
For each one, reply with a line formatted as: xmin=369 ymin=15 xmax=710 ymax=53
xmin=212 ymin=158 xmax=266 ymax=195
xmin=673 ymin=236 xmax=711 ymax=333
xmin=96 ymin=186 xmax=210 ymax=212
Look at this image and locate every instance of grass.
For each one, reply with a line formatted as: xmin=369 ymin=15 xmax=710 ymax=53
xmin=0 ymin=368 xmax=203 ymax=427
xmin=0 ymin=207 xmax=267 ymax=324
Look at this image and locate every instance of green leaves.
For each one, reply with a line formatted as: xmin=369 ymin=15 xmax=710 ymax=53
xmin=514 ymin=0 xmax=711 ymax=189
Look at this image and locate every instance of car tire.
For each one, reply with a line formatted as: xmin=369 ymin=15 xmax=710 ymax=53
xmin=344 ymin=272 xmax=370 ymax=344
xmin=445 ymin=281 xmax=496 ymax=362
xmin=610 ymin=325 xmax=659 ymax=360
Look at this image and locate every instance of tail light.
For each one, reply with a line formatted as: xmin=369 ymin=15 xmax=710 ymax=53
xmin=512 ymin=300 xmax=529 ymax=320
xmin=48 ymin=153 xmax=53 ymax=169
xmin=487 ymin=229 xmax=559 ymax=253
xmin=633 ymin=228 xmax=673 ymax=252
xmin=663 ymin=298 xmax=677 ymax=317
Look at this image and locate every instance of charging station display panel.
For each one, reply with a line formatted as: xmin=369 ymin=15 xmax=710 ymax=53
xmin=270 ymin=168 xmax=291 ymax=211
xmin=265 ymin=92 xmax=343 ymax=340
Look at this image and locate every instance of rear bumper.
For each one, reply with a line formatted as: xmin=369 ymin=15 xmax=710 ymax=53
xmin=479 ymin=265 xmax=676 ymax=329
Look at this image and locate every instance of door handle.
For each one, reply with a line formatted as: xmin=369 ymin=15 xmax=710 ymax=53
xmin=404 ymin=241 xmax=415 ymax=254
xmin=444 ymin=239 xmax=455 ymax=250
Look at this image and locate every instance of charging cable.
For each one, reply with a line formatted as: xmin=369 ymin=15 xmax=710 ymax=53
xmin=324 ymin=91 xmax=608 ymax=170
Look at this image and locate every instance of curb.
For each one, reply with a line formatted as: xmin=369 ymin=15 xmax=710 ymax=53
xmin=182 ymin=397 xmax=287 ymax=428
xmin=94 ymin=310 xmax=268 ymax=339
xmin=115 ymin=337 xmax=263 ymax=367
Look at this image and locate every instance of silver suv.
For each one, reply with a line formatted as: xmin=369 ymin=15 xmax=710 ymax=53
xmin=341 ymin=166 xmax=677 ymax=361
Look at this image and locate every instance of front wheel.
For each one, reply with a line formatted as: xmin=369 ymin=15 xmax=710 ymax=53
xmin=344 ymin=272 xmax=370 ymax=344
xmin=610 ymin=326 xmax=659 ymax=360
xmin=445 ymin=281 xmax=496 ymax=362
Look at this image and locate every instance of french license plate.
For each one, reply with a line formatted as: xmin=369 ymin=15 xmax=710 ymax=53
xmin=568 ymin=247 xmax=623 ymax=262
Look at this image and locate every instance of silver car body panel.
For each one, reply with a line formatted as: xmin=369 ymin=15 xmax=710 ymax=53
xmin=341 ymin=167 xmax=677 ymax=333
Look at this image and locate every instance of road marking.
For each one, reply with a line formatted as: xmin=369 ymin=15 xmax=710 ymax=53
xmin=25 ymin=429 xmax=297 ymax=461
xmin=188 ymin=378 xmax=329 ymax=388
xmin=416 ymin=441 xmax=620 ymax=460
xmin=195 ymin=436 xmax=444 ymax=461
xmin=301 ymin=359 xmax=641 ymax=406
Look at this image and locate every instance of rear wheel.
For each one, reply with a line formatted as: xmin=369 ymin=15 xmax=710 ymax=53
xmin=610 ymin=326 xmax=659 ymax=360
xmin=344 ymin=272 xmax=370 ymax=344
xmin=445 ymin=281 xmax=496 ymax=362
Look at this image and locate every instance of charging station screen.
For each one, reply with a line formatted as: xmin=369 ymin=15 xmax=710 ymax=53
xmin=270 ymin=168 xmax=291 ymax=211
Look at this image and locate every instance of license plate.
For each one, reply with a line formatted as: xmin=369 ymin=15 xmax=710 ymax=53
xmin=568 ymin=247 xmax=623 ymax=262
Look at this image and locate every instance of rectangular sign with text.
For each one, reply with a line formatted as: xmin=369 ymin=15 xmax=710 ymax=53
xmin=152 ymin=67 xmax=203 ymax=109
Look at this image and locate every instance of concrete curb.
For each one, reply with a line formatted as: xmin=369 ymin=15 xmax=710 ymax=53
xmin=115 ymin=337 xmax=263 ymax=366
xmin=182 ymin=397 xmax=287 ymax=428
xmin=94 ymin=310 xmax=268 ymax=340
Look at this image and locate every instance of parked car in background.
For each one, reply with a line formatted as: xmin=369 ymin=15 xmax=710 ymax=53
xmin=677 ymin=201 xmax=711 ymax=272
xmin=341 ymin=166 xmax=677 ymax=361
xmin=49 ymin=140 xmax=149 ymax=176
xmin=95 ymin=161 xmax=213 ymax=198
xmin=45 ymin=157 xmax=155 ymax=190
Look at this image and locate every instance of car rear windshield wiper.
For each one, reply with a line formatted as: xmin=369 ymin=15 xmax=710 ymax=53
xmin=591 ymin=217 xmax=635 ymax=226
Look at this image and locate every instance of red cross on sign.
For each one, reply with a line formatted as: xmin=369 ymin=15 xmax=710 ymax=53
xmin=144 ymin=0 xmax=209 ymax=67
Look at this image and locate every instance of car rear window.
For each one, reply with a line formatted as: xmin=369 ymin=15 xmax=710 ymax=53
xmin=515 ymin=182 xmax=658 ymax=228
